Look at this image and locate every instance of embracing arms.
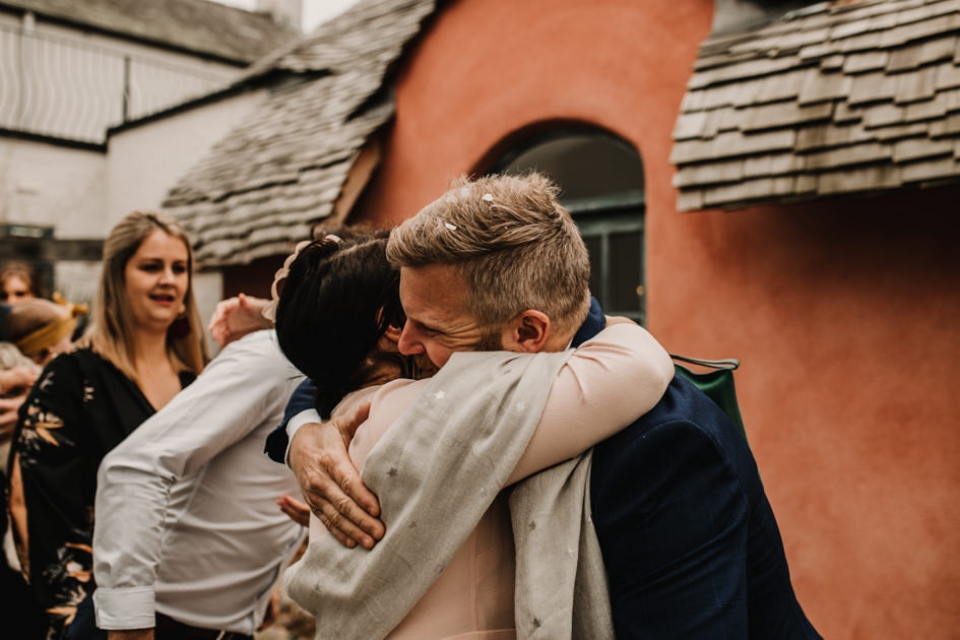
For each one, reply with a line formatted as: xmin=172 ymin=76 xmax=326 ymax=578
xmin=286 ymin=319 xmax=674 ymax=547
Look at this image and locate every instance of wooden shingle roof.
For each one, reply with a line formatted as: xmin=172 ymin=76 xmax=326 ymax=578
xmin=161 ymin=0 xmax=438 ymax=268
xmin=0 ymin=0 xmax=295 ymax=64
xmin=671 ymin=0 xmax=960 ymax=211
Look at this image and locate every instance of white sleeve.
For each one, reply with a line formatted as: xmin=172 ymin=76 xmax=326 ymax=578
xmin=92 ymin=331 xmax=302 ymax=630
xmin=508 ymin=322 xmax=674 ymax=484
xmin=284 ymin=408 xmax=323 ymax=464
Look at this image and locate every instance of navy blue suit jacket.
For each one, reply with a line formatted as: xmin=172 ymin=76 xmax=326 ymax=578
xmin=575 ymin=301 xmax=820 ymax=638
xmin=270 ymin=299 xmax=820 ymax=637
xmin=264 ymin=378 xmax=313 ymax=462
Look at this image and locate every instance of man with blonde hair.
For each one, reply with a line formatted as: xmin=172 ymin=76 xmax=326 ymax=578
xmin=269 ymin=172 xmax=820 ymax=638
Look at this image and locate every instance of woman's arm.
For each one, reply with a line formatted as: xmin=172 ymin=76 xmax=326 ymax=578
xmin=507 ymin=321 xmax=673 ymax=484
xmin=10 ymin=355 xmax=90 ymax=632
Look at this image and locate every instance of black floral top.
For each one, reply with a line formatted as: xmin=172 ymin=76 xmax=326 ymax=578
xmin=6 ymin=348 xmax=194 ymax=637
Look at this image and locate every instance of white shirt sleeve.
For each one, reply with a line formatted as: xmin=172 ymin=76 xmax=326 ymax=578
xmin=92 ymin=330 xmax=301 ymax=630
xmin=284 ymin=408 xmax=323 ymax=464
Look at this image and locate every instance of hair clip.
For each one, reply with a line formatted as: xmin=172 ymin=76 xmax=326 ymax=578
xmin=482 ymin=193 xmax=494 ymax=203
xmin=444 ymin=222 xmax=457 ymax=231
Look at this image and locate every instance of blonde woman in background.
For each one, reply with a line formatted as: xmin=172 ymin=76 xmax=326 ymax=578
xmin=7 ymin=211 xmax=208 ymax=639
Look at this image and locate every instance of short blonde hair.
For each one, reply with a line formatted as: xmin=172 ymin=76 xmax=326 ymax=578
xmin=386 ymin=173 xmax=591 ymax=337
xmin=78 ymin=211 xmax=207 ymax=382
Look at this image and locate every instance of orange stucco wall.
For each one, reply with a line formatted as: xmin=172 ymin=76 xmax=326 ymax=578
xmin=350 ymin=0 xmax=960 ymax=637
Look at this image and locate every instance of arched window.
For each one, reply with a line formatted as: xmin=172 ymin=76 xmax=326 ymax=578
xmin=488 ymin=128 xmax=647 ymax=323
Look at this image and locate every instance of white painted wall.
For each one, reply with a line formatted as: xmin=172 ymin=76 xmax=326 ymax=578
xmin=0 ymin=10 xmax=244 ymax=143
xmin=0 ymin=137 xmax=107 ymax=234
xmin=106 ymin=88 xmax=266 ymax=229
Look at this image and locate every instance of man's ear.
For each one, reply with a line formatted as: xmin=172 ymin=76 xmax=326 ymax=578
xmin=502 ymin=310 xmax=550 ymax=353
xmin=383 ymin=324 xmax=402 ymax=344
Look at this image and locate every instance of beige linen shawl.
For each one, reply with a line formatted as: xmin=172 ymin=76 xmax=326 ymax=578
xmin=286 ymin=348 xmax=613 ymax=640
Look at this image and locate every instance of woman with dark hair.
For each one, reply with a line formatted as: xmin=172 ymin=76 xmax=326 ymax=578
xmin=7 ymin=211 xmax=208 ymax=639
xmin=273 ymin=231 xmax=674 ymax=639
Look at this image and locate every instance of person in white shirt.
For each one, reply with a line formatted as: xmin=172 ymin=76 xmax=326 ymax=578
xmin=90 ymin=329 xmax=306 ymax=640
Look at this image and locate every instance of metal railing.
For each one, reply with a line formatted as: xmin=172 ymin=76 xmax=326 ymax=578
xmin=0 ymin=22 xmax=238 ymax=145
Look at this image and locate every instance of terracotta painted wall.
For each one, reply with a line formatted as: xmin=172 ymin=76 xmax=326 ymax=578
xmin=351 ymin=0 xmax=960 ymax=637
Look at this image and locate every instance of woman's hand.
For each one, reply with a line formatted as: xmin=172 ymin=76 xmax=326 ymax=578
xmin=0 ymin=365 xmax=39 ymax=395
xmin=277 ymin=494 xmax=311 ymax=527
xmin=207 ymin=293 xmax=272 ymax=348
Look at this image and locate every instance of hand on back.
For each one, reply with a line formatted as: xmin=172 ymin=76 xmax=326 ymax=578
xmin=288 ymin=402 xmax=386 ymax=549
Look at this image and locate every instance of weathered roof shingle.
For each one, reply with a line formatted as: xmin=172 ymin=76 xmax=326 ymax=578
xmin=161 ymin=0 xmax=438 ymax=268
xmin=0 ymin=0 xmax=295 ymax=63
xmin=671 ymin=0 xmax=960 ymax=211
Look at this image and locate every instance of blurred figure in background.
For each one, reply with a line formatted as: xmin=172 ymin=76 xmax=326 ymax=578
xmin=7 ymin=211 xmax=208 ymax=639
xmin=0 ymin=260 xmax=45 ymax=306
xmin=1 ymin=296 xmax=87 ymax=639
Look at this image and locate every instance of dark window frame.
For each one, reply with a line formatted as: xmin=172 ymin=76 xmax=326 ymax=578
xmin=486 ymin=126 xmax=647 ymax=324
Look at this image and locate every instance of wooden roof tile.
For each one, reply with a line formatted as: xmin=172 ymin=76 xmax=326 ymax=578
xmin=687 ymin=56 xmax=802 ymax=90
xmin=882 ymin=14 xmax=959 ymax=48
xmin=894 ymin=65 xmax=939 ymax=103
xmin=947 ymin=87 xmax=960 ymax=111
xmin=673 ymin=160 xmax=745 ymax=188
xmin=862 ymin=103 xmax=905 ymax=128
xmin=795 ymin=122 xmax=875 ymax=151
xmin=670 ymin=129 xmax=797 ymax=164
xmin=741 ymin=100 xmax=834 ymax=132
xmin=921 ymin=35 xmax=958 ymax=65
xmin=673 ymin=111 xmax=710 ymax=140
xmin=872 ymin=122 xmax=930 ymax=141
xmin=844 ymin=50 xmax=889 ymax=73
xmin=833 ymin=101 xmax=863 ymax=124
xmin=703 ymin=176 xmax=796 ymax=207
xmin=742 ymin=153 xmax=807 ymax=178
xmin=162 ymin=0 xmax=438 ymax=267
xmin=817 ymin=164 xmax=902 ymax=193
xmin=800 ymin=43 xmax=836 ymax=61
xmin=904 ymin=93 xmax=948 ymax=122
xmin=676 ymin=189 xmax=705 ymax=212
xmin=795 ymin=172 xmax=819 ymax=194
xmin=799 ymin=69 xmax=854 ymax=105
xmin=900 ymin=155 xmax=960 ymax=181
xmin=830 ymin=18 xmax=873 ymax=40
xmin=893 ymin=136 xmax=956 ymax=161
xmin=758 ymin=69 xmax=807 ymax=102
xmin=936 ymin=61 xmax=960 ymax=90
xmin=887 ymin=41 xmax=927 ymax=72
xmin=929 ymin=112 xmax=960 ymax=137
xmin=731 ymin=77 xmax=770 ymax=107
xmin=804 ymin=142 xmax=893 ymax=169
xmin=820 ymin=54 xmax=847 ymax=71
xmin=672 ymin=0 xmax=960 ymax=210
xmin=849 ymin=71 xmax=898 ymax=105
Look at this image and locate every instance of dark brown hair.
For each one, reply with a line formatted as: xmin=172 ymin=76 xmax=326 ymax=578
xmin=274 ymin=230 xmax=406 ymax=418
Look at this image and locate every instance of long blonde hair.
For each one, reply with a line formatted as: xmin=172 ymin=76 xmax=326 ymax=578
xmin=78 ymin=211 xmax=208 ymax=383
